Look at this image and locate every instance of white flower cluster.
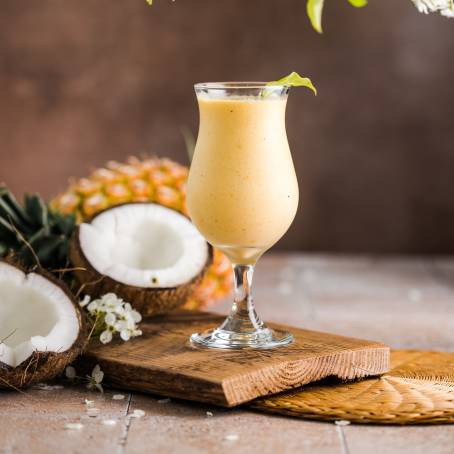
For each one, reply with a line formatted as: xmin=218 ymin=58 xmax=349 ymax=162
xmin=412 ymin=0 xmax=454 ymax=17
xmin=80 ymin=293 xmax=142 ymax=344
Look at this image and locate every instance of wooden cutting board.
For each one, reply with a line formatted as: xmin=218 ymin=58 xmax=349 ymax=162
xmin=84 ymin=310 xmax=390 ymax=407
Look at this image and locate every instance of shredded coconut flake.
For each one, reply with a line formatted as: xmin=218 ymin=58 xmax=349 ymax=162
xmin=224 ymin=434 xmax=239 ymax=441
xmin=33 ymin=383 xmax=64 ymax=391
xmin=130 ymin=409 xmax=145 ymax=418
xmin=87 ymin=407 xmax=100 ymax=417
xmin=65 ymin=423 xmax=84 ymax=430
xmin=102 ymin=419 xmax=117 ymax=426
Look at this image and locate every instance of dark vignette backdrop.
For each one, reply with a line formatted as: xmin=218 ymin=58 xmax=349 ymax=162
xmin=0 ymin=0 xmax=453 ymax=254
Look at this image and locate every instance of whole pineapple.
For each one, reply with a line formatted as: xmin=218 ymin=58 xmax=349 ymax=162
xmin=52 ymin=156 xmax=233 ymax=309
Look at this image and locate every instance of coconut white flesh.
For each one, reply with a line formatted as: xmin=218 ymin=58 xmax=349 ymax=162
xmin=79 ymin=203 xmax=209 ymax=288
xmin=0 ymin=262 xmax=80 ymax=368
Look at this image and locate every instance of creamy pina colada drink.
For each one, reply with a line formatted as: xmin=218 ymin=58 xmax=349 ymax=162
xmin=187 ymin=96 xmax=298 ymax=265
xmin=186 ymin=79 xmax=313 ymax=350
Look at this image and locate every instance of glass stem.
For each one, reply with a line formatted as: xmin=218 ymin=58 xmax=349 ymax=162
xmin=219 ymin=264 xmax=265 ymax=333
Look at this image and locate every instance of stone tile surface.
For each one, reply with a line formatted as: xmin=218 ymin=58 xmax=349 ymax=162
xmin=2 ymin=254 xmax=454 ymax=453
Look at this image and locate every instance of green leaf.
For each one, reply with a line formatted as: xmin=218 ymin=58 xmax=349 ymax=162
xmin=52 ymin=211 xmax=76 ymax=236
xmin=307 ymin=0 xmax=324 ymax=34
xmin=35 ymin=236 xmax=65 ymax=264
xmin=347 ymin=0 xmax=367 ymax=6
xmin=0 ymin=187 xmax=31 ymax=227
xmin=24 ymin=194 xmax=48 ymax=228
xmin=0 ymin=216 xmax=18 ymax=238
xmin=268 ymin=71 xmax=317 ymax=95
xmin=24 ymin=227 xmax=48 ymax=248
xmin=306 ymin=0 xmax=367 ymax=34
xmin=0 ymin=242 xmax=8 ymax=256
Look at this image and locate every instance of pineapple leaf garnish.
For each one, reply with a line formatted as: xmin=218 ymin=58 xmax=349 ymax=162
xmin=0 ymin=185 xmax=76 ymax=271
xmin=307 ymin=0 xmax=367 ymax=34
xmin=267 ymin=72 xmax=317 ymax=95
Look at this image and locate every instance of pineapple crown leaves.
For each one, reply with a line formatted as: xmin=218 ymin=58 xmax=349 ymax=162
xmin=0 ymin=186 xmax=76 ymax=270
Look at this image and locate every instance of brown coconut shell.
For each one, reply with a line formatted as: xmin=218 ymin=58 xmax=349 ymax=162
xmin=69 ymin=205 xmax=213 ymax=317
xmin=0 ymin=261 xmax=86 ymax=389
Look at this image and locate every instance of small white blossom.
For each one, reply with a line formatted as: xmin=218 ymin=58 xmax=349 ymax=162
xmin=87 ymin=301 xmax=99 ymax=312
xmin=131 ymin=310 xmax=142 ymax=323
xmin=92 ymin=365 xmax=104 ymax=383
xmin=112 ymin=394 xmax=125 ymax=400
xmin=65 ymin=366 xmax=77 ymax=380
xmin=84 ymin=399 xmax=94 ymax=406
xmin=80 ymin=293 xmax=143 ymax=345
xmin=100 ymin=330 xmax=113 ymax=344
xmin=411 ymin=0 xmax=454 ymax=17
xmin=120 ymin=329 xmax=131 ymax=341
xmin=206 ymin=411 xmax=213 ymax=417
xmin=115 ymin=320 xmax=127 ymax=332
xmin=79 ymin=295 xmax=91 ymax=308
xmin=86 ymin=364 xmax=104 ymax=393
xmin=104 ymin=312 xmax=116 ymax=326
xmin=335 ymin=420 xmax=351 ymax=426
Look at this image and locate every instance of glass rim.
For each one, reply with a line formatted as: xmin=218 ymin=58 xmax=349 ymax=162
xmin=194 ymin=82 xmax=285 ymax=90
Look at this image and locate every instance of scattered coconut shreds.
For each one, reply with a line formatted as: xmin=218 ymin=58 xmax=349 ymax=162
xmin=129 ymin=409 xmax=145 ymax=418
xmin=102 ymin=419 xmax=117 ymax=426
xmin=206 ymin=411 xmax=214 ymax=417
xmin=157 ymin=398 xmax=171 ymax=404
xmin=335 ymin=420 xmax=351 ymax=426
xmin=112 ymin=394 xmax=125 ymax=400
xmin=86 ymin=407 xmax=101 ymax=417
xmin=224 ymin=434 xmax=239 ymax=442
xmin=65 ymin=423 xmax=84 ymax=430
xmin=33 ymin=383 xmax=64 ymax=391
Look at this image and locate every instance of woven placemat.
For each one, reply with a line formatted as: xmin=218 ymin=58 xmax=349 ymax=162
xmin=251 ymin=350 xmax=454 ymax=424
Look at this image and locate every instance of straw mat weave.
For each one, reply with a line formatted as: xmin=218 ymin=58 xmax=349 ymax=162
xmin=252 ymin=350 xmax=454 ymax=424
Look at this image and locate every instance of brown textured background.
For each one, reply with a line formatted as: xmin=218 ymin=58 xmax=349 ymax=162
xmin=0 ymin=0 xmax=453 ymax=254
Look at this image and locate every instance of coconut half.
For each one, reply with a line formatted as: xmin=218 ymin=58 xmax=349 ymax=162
xmin=0 ymin=261 xmax=84 ymax=389
xmin=70 ymin=203 xmax=212 ymax=316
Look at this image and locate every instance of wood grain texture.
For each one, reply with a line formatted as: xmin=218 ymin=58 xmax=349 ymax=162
xmin=84 ymin=310 xmax=389 ymax=407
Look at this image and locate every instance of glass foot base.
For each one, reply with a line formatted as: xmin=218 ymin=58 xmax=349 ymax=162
xmin=190 ymin=327 xmax=294 ymax=350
